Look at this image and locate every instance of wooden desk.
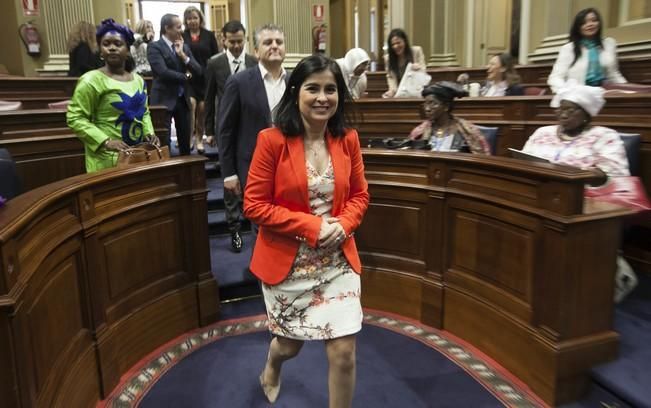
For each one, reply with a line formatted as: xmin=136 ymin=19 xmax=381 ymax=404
xmin=0 ymin=76 xmax=154 ymax=109
xmin=0 ymin=157 xmax=217 ymax=408
xmin=365 ymin=57 xmax=651 ymax=97
xmin=0 ymin=106 xmax=169 ymax=192
xmin=352 ymin=95 xmax=651 ymax=192
xmin=357 ymin=150 xmax=631 ymax=405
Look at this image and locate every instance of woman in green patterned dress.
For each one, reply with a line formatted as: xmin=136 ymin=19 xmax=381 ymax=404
xmin=67 ymin=19 xmax=159 ymax=173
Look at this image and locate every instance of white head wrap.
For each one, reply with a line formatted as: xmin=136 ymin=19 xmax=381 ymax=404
xmin=341 ymin=48 xmax=370 ymax=74
xmin=550 ymin=81 xmax=606 ymax=117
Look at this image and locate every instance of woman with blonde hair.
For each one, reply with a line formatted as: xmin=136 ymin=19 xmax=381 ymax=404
xmin=182 ymin=6 xmax=219 ymax=154
xmin=67 ymin=21 xmax=102 ymax=77
xmin=131 ymin=20 xmax=155 ymax=76
xmin=481 ymin=53 xmax=523 ymax=96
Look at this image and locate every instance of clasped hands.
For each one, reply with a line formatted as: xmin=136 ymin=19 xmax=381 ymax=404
xmin=103 ymin=135 xmax=160 ymax=152
xmin=318 ymin=217 xmax=346 ymax=249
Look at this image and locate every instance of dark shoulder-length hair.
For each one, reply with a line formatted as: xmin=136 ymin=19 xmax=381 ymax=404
xmin=386 ymin=28 xmax=414 ymax=78
xmin=274 ymin=55 xmax=354 ymax=138
xmin=569 ymin=7 xmax=603 ymax=67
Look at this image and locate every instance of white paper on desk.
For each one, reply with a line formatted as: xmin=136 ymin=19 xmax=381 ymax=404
xmin=395 ymin=63 xmax=431 ymax=98
xmin=508 ymin=148 xmax=550 ymax=164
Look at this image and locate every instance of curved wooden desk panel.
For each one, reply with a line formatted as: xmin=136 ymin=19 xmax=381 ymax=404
xmin=357 ymin=150 xmax=630 ymax=405
xmin=0 ymin=157 xmax=217 ymax=408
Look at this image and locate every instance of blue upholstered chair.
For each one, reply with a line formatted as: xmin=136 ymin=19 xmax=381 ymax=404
xmin=0 ymin=149 xmax=21 ymax=199
xmin=476 ymin=125 xmax=498 ymax=155
xmin=619 ymin=133 xmax=640 ymax=176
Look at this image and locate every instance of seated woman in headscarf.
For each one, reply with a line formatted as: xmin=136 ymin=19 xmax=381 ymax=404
xmin=408 ymin=81 xmax=490 ymax=154
xmin=522 ymin=83 xmax=629 ymax=177
xmin=67 ymin=19 xmax=158 ymax=173
xmin=335 ymin=48 xmax=370 ymax=99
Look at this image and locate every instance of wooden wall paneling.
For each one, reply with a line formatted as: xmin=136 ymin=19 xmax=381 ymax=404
xmin=96 ymin=285 xmax=199 ymax=395
xmin=0 ymin=310 xmax=20 ymax=408
xmin=535 ymin=218 xmax=620 ymax=340
xmin=11 ymin=237 xmax=99 ymax=408
xmin=189 ymin=163 xmax=219 ymax=324
xmin=355 ymin=151 xmax=630 ymax=405
xmin=445 ymin=198 xmax=537 ymax=323
xmin=0 ymin=157 xmax=218 ymax=407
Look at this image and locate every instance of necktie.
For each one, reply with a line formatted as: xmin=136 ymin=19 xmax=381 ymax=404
xmin=233 ymin=60 xmax=241 ymax=74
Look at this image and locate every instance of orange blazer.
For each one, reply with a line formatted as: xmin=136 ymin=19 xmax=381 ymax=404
xmin=243 ymin=127 xmax=370 ymax=285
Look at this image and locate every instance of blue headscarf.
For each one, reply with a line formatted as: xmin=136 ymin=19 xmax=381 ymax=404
xmin=96 ymin=18 xmax=135 ymax=47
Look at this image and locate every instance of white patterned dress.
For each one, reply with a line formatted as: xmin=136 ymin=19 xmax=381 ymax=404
xmin=261 ymin=158 xmax=363 ymax=340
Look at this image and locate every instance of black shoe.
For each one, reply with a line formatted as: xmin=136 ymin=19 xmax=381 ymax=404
xmin=231 ymin=231 xmax=243 ymax=252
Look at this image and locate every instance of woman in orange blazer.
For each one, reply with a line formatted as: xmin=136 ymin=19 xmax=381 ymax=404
xmin=244 ymin=55 xmax=369 ymax=407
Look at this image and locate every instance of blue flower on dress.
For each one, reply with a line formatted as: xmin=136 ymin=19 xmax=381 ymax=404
xmin=111 ymin=90 xmax=147 ymax=146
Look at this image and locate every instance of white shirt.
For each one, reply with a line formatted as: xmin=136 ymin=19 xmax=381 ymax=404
xmin=547 ymin=37 xmax=627 ymax=93
xmin=482 ymin=81 xmax=508 ymax=97
xmin=226 ymin=49 xmax=243 ymax=75
xmin=258 ymin=62 xmax=287 ymax=113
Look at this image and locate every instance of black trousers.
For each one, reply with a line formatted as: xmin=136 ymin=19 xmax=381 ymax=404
xmin=163 ymin=96 xmax=192 ymax=155
xmin=224 ymin=187 xmax=242 ymax=233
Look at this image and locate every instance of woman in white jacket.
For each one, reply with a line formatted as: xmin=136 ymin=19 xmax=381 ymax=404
xmin=548 ymin=8 xmax=626 ymax=93
xmin=336 ymin=48 xmax=370 ymax=99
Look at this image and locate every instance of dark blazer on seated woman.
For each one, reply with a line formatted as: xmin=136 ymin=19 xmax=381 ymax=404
xmin=243 ymin=127 xmax=369 ymax=285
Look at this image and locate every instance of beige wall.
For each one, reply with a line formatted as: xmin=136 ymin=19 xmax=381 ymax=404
xmin=330 ymin=0 xmax=348 ymax=58
xmin=411 ymin=0 xmax=431 ymax=58
xmin=93 ymin=0 xmax=126 ymax=24
xmin=4 ymin=0 xmax=651 ymax=76
xmin=0 ymin=0 xmax=50 ymax=76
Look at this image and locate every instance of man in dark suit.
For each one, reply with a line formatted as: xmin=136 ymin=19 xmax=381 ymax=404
xmin=218 ymin=24 xmax=287 ymax=251
xmin=204 ymin=20 xmax=257 ymax=252
xmin=148 ymin=13 xmax=202 ymax=155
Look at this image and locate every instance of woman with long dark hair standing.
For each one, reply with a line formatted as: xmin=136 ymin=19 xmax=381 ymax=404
xmin=244 ymin=55 xmax=369 ymax=407
xmin=548 ymin=8 xmax=627 ymax=93
xmin=382 ymin=28 xmax=426 ymax=98
xmin=182 ymin=6 xmax=219 ymax=153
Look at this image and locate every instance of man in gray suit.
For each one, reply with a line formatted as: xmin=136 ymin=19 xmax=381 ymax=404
xmin=217 ymin=24 xmax=287 ymax=252
xmin=204 ymin=20 xmax=257 ymax=252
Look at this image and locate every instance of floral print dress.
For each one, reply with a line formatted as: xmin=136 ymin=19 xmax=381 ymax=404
xmin=261 ymin=157 xmax=363 ymax=340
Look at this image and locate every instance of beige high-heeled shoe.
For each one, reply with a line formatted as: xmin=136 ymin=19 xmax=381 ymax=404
xmin=195 ymin=135 xmax=205 ymax=154
xmin=259 ymin=355 xmax=281 ymax=403
xmin=259 ymin=371 xmax=281 ymax=403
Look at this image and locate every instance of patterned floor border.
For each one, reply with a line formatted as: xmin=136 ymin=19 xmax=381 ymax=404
xmin=98 ymin=309 xmax=548 ymax=408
